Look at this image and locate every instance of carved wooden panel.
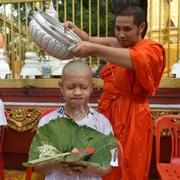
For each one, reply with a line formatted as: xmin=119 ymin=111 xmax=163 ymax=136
xmin=5 ymin=107 xmax=43 ymax=132
xmin=4 ymin=106 xmax=180 ymax=132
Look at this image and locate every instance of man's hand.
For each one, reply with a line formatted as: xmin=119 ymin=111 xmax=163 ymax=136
xmin=63 ymin=21 xmax=89 ymax=41
xmin=72 ymin=41 xmax=97 ymax=58
xmin=63 ymin=21 xmax=78 ymax=33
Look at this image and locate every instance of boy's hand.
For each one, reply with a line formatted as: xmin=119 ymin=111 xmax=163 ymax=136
xmin=84 ymin=164 xmax=112 ymax=177
xmin=56 ymin=162 xmax=87 ymax=176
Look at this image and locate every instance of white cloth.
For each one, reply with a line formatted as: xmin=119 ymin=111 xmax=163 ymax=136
xmin=171 ymin=61 xmax=180 ymax=78
xmin=38 ymin=107 xmax=118 ymax=180
xmin=0 ymin=99 xmax=7 ymax=126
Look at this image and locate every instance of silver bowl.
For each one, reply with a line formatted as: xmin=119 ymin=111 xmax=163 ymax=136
xmin=29 ymin=12 xmax=81 ymax=60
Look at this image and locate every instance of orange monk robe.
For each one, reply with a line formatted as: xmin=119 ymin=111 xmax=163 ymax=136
xmin=99 ymin=39 xmax=166 ymax=180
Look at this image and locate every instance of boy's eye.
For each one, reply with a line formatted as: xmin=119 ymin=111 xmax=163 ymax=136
xmin=67 ymin=86 xmax=75 ymax=90
xmin=80 ymin=86 xmax=88 ymax=89
xmin=81 ymin=87 xmax=87 ymax=90
xmin=66 ymin=85 xmax=88 ymax=90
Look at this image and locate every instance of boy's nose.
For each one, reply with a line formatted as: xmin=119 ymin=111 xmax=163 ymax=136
xmin=73 ymin=87 xmax=81 ymax=95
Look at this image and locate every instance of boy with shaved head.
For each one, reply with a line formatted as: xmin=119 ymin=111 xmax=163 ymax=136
xmin=35 ymin=60 xmax=118 ymax=180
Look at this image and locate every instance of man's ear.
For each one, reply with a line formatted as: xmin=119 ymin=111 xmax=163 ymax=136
xmin=139 ymin=22 xmax=146 ymax=34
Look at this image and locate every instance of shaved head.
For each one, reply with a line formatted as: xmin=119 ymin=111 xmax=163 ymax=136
xmin=62 ymin=60 xmax=92 ymax=79
xmin=60 ymin=60 xmax=93 ymax=118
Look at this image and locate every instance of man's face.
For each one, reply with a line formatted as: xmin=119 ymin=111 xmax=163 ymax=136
xmin=115 ymin=15 xmax=144 ymax=48
xmin=60 ymin=74 xmax=93 ymax=109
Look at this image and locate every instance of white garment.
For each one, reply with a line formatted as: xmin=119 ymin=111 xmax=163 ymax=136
xmin=38 ymin=107 xmax=118 ymax=180
xmin=0 ymin=99 xmax=7 ymax=126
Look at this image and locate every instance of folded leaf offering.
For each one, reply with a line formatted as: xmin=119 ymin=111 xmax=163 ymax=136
xmin=23 ymin=117 xmax=118 ymax=169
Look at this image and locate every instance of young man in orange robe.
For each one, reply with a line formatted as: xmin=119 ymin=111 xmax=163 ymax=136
xmin=64 ymin=5 xmax=166 ymax=180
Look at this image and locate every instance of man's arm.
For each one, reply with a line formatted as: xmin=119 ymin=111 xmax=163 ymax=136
xmin=63 ymin=21 xmax=118 ymax=47
xmin=64 ymin=21 xmax=134 ymax=69
xmin=89 ymin=36 xmax=118 ymax=47
xmin=73 ymin=41 xmax=134 ymax=69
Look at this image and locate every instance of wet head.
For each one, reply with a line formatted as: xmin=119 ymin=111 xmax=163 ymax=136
xmin=60 ymin=60 xmax=93 ymax=110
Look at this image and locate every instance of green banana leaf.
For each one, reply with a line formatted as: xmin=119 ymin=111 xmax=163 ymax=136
xmin=23 ymin=117 xmax=118 ymax=169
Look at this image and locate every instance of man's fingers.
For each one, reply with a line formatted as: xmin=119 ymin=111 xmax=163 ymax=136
xmin=68 ymin=44 xmax=77 ymax=51
xmin=63 ymin=21 xmax=74 ymax=32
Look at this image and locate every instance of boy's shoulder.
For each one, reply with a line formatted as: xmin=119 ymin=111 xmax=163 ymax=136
xmin=38 ymin=107 xmax=61 ymax=127
xmin=88 ymin=108 xmax=113 ymax=135
xmin=89 ymin=108 xmax=112 ymax=126
xmin=89 ymin=107 xmax=109 ymax=120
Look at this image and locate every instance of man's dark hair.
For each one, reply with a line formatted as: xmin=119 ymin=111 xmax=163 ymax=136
xmin=115 ymin=5 xmax=146 ymax=26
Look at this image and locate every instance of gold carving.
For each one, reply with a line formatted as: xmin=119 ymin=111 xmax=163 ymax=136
xmin=152 ymin=109 xmax=180 ymax=121
xmin=4 ymin=107 xmax=180 ymax=133
xmin=5 ymin=107 xmax=44 ymax=132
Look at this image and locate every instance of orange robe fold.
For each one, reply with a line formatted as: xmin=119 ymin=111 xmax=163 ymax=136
xmin=99 ymin=39 xmax=165 ymax=180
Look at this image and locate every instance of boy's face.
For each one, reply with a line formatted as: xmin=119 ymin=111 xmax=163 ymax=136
xmin=115 ymin=15 xmax=144 ymax=48
xmin=60 ymin=73 xmax=93 ymax=108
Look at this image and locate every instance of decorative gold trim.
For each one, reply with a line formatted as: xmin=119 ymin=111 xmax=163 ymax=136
xmin=152 ymin=109 xmax=180 ymax=121
xmin=4 ymin=107 xmax=180 ymax=132
xmin=5 ymin=107 xmax=44 ymax=132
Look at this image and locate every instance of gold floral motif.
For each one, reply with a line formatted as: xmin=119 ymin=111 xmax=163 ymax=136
xmin=4 ymin=107 xmax=180 ymax=132
xmin=5 ymin=107 xmax=44 ymax=132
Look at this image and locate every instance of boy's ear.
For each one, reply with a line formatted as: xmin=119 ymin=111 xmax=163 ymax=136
xmin=91 ymin=82 xmax=94 ymax=93
xmin=59 ymin=81 xmax=63 ymax=95
xmin=58 ymin=81 xmax=61 ymax=87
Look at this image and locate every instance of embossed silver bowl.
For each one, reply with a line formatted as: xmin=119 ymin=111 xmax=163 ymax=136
xmin=29 ymin=12 xmax=81 ymax=60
